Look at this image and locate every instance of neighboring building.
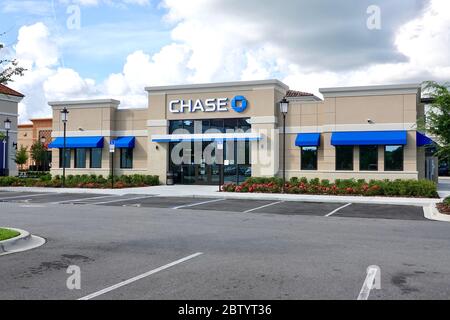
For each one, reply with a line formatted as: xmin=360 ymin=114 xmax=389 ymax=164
xmin=0 ymin=84 xmax=24 ymax=176
xmin=47 ymin=80 xmax=435 ymax=184
xmin=17 ymin=118 xmax=53 ymax=170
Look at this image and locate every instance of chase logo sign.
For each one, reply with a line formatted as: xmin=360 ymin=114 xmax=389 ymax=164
xmin=169 ymin=96 xmax=248 ymax=114
xmin=231 ymin=96 xmax=248 ymax=113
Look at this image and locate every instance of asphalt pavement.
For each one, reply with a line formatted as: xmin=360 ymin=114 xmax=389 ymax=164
xmin=0 ymin=191 xmax=448 ymax=300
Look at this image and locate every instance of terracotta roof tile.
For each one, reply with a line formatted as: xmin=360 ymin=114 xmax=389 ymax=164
xmin=0 ymin=84 xmax=24 ymax=97
xmin=285 ymin=90 xmax=314 ymax=97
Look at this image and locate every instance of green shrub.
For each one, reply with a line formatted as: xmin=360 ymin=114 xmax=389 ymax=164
xmin=226 ymin=177 xmax=438 ymax=198
xmin=444 ymin=197 xmax=450 ymax=206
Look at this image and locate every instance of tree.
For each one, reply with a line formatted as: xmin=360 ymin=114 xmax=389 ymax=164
xmin=422 ymin=81 xmax=450 ymax=160
xmin=14 ymin=146 xmax=28 ymax=171
xmin=30 ymin=141 xmax=47 ymax=171
xmin=0 ymin=35 xmax=26 ymax=84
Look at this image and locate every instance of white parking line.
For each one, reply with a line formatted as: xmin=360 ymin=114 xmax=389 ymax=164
xmin=0 ymin=193 xmax=50 ymax=201
xmin=357 ymin=265 xmax=380 ymax=300
xmin=172 ymin=198 xmax=225 ymax=210
xmin=324 ymin=203 xmax=352 ymax=217
xmin=49 ymin=195 xmax=116 ymax=205
xmin=243 ymin=201 xmax=283 ymax=213
xmin=91 ymin=195 xmax=155 ymax=205
xmin=78 ymin=252 xmax=203 ymax=300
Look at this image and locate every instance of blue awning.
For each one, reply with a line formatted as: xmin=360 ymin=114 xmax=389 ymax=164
xmin=295 ymin=133 xmax=321 ymax=147
xmin=331 ymin=131 xmax=407 ymax=146
xmin=416 ymin=132 xmax=434 ymax=147
xmin=48 ymin=136 xmax=104 ymax=149
xmin=111 ymin=136 xmax=135 ymax=148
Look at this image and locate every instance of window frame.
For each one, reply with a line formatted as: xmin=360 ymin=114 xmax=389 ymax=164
xmin=359 ymin=145 xmax=378 ymax=171
xmin=120 ymin=148 xmax=133 ymax=169
xmin=74 ymin=148 xmax=87 ymax=169
xmin=301 ymin=146 xmax=318 ymax=171
xmin=90 ymin=148 xmax=102 ymax=169
xmin=335 ymin=146 xmax=354 ymax=171
xmin=59 ymin=149 xmax=71 ymax=168
xmin=384 ymin=145 xmax=404 ymax=171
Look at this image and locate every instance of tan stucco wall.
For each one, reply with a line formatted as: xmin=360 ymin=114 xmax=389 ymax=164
xmin=1 ymin=98 xmax=19 ymax=176
xmin=50 ymin=101 xmax=149 ymax=176
xmin=281 ymin=89 xmax=422 ymax=181
xmin=47 ymin=81 xmax=425 ymax=183
xmin=147 ymin=81 xmax=287 ymax=182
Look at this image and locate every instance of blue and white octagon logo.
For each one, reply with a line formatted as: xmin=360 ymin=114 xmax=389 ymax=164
xmin=231 ymin=96 xmax=248 ymax=113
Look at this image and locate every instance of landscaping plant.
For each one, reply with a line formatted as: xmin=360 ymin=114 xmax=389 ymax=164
xmin=0 ymin=174 xmax=160 ymax=189
xmin=221 ymin=177 xmax=438 ymax=198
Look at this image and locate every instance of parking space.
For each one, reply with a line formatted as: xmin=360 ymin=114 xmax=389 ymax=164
xmin=250 ymin=201 xmax=346 ymax=216
xmin=183 ymin=199 xmax=276 ymax=213
xmin=334 ymin=203 xmax=427 ymax=221
xmin=0 ymin=191 xmax=52 ymax=201
xmin=0 ymin=191 xmax=428 ymax=221
xmin=102 ymin=196 xmax=214 ymax=208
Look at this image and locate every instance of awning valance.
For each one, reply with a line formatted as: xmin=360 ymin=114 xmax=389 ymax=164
xmin=111 ymin=136 xmax=135 ymax=148
xmin=416 ymin=132 xmax=434 ymax=147
xmin=331 ymin=131 xmax=407 ymax=146
xmin=48 ymin=136 xmax=104 ymax=149
xmin=152 ymin=132 xmax=261 ymax=143
xmin=295 ymin=133 xmax=321 ymax=147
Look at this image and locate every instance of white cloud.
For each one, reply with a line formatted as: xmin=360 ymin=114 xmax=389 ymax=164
xmin=59 ymin=0 xmax=150 ymax=7
xmin=6 ymin=0 xmax=450 ymax=124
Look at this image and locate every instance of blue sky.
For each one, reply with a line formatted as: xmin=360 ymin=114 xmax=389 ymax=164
xmin=1 ymin=0 xmax=171 ymax=80
xmin=0 ymin=0 xmax=449 ymax=122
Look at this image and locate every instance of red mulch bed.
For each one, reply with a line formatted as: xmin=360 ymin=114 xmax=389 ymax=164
xmin=437 ymin=203 xmax=450 ymax=215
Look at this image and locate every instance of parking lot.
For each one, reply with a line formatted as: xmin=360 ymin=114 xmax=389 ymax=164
xmin=2 ymin=189 xmax=449 ymax=301
xmin=0 ymin=191 xmax=427 ymax=221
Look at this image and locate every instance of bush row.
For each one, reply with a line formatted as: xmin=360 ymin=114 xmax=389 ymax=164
xmin=0 ymin=174 xmax=159 ymax=189
xmin=221 ymin=177 xmax=439 ymax=198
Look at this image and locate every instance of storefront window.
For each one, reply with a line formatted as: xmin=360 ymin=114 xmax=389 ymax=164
xmin=59 ymin=149 xmax=71 ymax=168
xmin=120 ymin=148 xmax=133 ymax=169
xmin=301 ymin=147 xmax=318 ymax=170
xmin=90 ymin=148 xmax=102 ymax=168
xmin=169 ymin=120 xmax=183 ymax=134
xmin=385 ymin=145 xmax=403 ymax=171
xmin=336 ymin=146 xmax=353 ymax=170
xmin=74 ymin=148 xmax=86 ymax=168
xmin=359 ymin=145 xmax=378 ymax=171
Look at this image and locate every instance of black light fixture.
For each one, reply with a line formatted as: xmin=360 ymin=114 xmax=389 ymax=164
xmin=3 ymin=118 xmax=12 ymax=176
xmin=61 ymin=107 xmax=69 ymax=187
xmin=4 ymin=118 xmax=11 ymax=131
xmin=279 ymin=98 xmax=289 ymax=193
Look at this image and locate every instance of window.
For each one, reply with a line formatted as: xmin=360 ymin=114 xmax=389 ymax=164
xmin=90 ymin=148 xmax=102 ymax=168
xmin=120 ymin=148 xmax=133 ymax=169
xmin=301 ymin=147 xmax=318 ymax=170
xmin=74 ymin=148 xmax=86 ymax=168
xmin=359 ymin=145 xmax=378 ymax=171
xmin=59 ymin=149 xmax=71 ymax=168
xmin=336 ymin=146 xmax=353 ymax=170
xmin=385 ymin=145 xmax=404 ymax=171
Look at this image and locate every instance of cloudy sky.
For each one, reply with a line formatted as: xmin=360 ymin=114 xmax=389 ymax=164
xmin=0 ymin=0 xmax=449 ymax=123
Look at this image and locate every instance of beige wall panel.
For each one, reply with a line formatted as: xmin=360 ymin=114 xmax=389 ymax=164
xmin=335 ymin=95 xmax=405 ymax=124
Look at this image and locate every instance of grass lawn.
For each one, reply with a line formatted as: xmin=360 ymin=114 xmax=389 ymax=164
xmin=0 ymin=228 xmax=20 ymax=241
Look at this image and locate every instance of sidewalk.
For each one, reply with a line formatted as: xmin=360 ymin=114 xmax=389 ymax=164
xmin=0 ymin=185 xmax=441 ymax=207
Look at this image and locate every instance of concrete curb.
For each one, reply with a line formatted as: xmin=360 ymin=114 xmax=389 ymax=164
xmin=0 ymin=227 xmax=46 ymax=256
xmin=423 ymin=204 xmax=450 ymax=222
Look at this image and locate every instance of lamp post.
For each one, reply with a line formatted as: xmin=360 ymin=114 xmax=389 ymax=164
xmin=4 ymin=118 xmax=11 ymax=176
xmin=279 ymin=98 xmax=289 ymax=193
xmin=61 ymin=108 xmax=69 ymax=187
xmin=41 ymin=136 xmax=47 ymax=171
